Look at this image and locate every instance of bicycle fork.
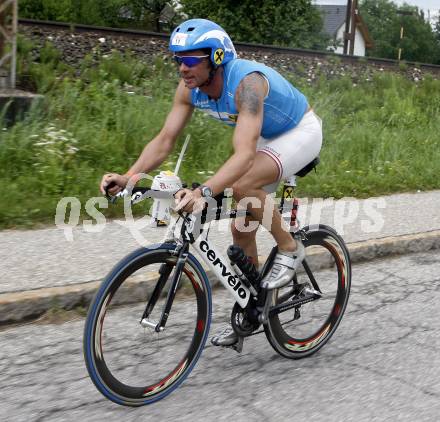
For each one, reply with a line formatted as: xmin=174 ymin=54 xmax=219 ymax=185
xmin=140 ymin=243 xmax=189 ymax=332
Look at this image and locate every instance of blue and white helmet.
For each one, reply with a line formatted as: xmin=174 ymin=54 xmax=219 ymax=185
xmin=169 ymin=19 xmax=237 ymax=67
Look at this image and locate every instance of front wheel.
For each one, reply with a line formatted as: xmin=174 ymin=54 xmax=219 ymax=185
xmin=83 ymin=244 xmax=212 ymax=406
xmin=264 ymin=225 xmax=351 ymax=359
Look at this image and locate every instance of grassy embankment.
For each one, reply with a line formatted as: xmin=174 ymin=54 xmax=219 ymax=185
xmin=0 ymin=40 xmax=439 ymax=229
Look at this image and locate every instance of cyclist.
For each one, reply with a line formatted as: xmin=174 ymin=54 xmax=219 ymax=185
xmin=100 ymin=18 xmax=323 ymax=349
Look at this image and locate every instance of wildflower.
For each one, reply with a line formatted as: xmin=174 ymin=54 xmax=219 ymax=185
xmin=67 ymin=146 xmax=79 ymax=155
xmin=34 ymin=141 xmax=53 ymax=146
xmin=99 ymin=38 xmax=106 ymax=43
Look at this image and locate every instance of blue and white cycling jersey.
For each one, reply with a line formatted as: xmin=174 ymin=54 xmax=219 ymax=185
xmin=190 ymin=59 xmax=308 ymax=139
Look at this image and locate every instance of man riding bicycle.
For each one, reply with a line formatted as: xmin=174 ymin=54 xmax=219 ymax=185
xmin=100 ymin=18 xmax=323 ymax=349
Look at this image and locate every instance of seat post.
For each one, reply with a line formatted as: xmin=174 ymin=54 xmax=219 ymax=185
xmin=285 ymin=175 xmax=297 ymax=187
xmin=280 ymin=176 xmax=299 ymax=231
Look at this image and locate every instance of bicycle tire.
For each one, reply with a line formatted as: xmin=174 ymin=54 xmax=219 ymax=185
xmin=83 ymin=243 xmax=212 ymax=406
xmin=264 ymin=225 xmax=351 ymax=359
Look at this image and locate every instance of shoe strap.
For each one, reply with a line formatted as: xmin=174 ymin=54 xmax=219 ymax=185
xmin=273 ymin=253 xmax=297 ymax=269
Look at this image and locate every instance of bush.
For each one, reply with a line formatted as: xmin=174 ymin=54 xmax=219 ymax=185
xmin=1 ymin=45 xmax=439 ymax=228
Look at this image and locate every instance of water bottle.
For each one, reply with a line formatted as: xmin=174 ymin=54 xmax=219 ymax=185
xmin=151 ymin=171 xmax=182 ymax=226
xmin=227 ymin=245 xmax=259 ymax=285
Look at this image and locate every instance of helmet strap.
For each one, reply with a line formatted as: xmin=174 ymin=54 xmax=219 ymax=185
xmin=200 ymin=66 xmax=217 ymax=88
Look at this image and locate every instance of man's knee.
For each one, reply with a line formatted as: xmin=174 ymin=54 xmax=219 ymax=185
xmin=231 ymin=180 xmax=250 ymax=201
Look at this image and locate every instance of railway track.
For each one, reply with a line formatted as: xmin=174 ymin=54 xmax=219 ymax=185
xmin=19 ymin=18 xmax=440 ymax=73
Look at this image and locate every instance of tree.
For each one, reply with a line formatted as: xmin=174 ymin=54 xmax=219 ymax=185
xmin=19 ymin=0 xmax=76 ymax=22
xmin=434 ymin=13 xmax=440 ymax=43
xmin=19 ymin=0 xmax=181 ymax=31
xmin=360 ymin=0 xmax=440 ymax=64
xmin=125 ymin=0 xmax=182 ymax=32
xmin=71 ymin=0 xmax=127 ymax=26
xmin=19 ymin=0 xmax=127 ymax=26
xmin=180 ymin=0 xmax=328 ymax=49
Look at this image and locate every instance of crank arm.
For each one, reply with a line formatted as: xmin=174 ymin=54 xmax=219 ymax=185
xmin=269 ymin=289 xmax=322 ymax=317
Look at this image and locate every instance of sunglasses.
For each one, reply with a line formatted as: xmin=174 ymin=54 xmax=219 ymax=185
xmin=173 ymin=55 xmax=209 ymax=68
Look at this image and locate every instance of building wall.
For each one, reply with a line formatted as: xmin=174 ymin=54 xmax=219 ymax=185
xmin=334 ymin=25 xmax=366 ymax=56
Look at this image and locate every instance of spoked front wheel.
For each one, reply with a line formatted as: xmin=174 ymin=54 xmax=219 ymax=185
xmin=83 ymin=244 xmax=212 ymax=406
xmin=264 ymin=225 xmax=351 ymax=359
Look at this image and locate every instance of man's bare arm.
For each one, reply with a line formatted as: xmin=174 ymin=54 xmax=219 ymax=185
xmin=203 ymin=73 xmax=266 ymax=194
xmin=126 ymin=80 xmax=194 ymax=176
xmin=100 ymin=81 xmax=193 ymax=194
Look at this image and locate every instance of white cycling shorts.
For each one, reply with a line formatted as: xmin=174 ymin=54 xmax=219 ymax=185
xmin=257 ymin=110 xmax=323 ymax=193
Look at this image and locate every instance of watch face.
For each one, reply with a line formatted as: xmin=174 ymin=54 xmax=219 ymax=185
xmin=201 ymin=186 xmax=212 ymax=197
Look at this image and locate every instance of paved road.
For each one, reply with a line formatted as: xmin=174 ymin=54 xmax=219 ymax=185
xmin=2 ymin=250 xmax=440 ymax=421
xmin=2 ymin=190 xmax=440 ymax=294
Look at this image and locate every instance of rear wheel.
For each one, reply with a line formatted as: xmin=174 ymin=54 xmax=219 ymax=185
xmin=264 ymin=226 xmax=351 ymax=359
xmin=83 ymin=244 xmax=211 ymax=406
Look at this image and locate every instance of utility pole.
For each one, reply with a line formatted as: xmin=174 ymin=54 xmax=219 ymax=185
xmin=396 ymin=10 xmax=414 ymax=61
xmin=397 ymin=25 xmax=404 ymax=61
xmin=343 ymin=0 xmax=352 ymax=55
xmin=343 ymin=0 xmax=358 ymax=55
xmin=349 ymin=0 xmax=357 ymax=55
xmin=0 ymin=0 xmax=17 ymax=89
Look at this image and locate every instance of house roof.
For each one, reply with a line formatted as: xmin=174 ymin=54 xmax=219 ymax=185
xmin=317 ymin=5 xmax=347 ymax=36
xmin=356 ymin=12 xmax=374 ymax=48
xmin=316 ymin=4 xmax=373 ymax=48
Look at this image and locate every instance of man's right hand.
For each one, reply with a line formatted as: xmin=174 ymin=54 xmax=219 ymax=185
xmin=100 ymin=173 xmax=130 ymax=196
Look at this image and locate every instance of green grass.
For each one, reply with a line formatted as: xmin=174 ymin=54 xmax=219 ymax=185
xmin=297 ymin=72 xmax=440 ymax=198
xmin=0 ymin=43 xmax=439 ymax=229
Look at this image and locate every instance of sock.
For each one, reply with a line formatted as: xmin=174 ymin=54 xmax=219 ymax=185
xmin=278 ymin=249 xmax=296 ymax=257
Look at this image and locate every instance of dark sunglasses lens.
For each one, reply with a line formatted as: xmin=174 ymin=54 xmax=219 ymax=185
xmin=173 ymin=56 xmax=203 ymax=67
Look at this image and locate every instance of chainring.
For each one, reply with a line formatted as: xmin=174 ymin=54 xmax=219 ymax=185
xmin=231 ymin=302 xmax=260 ymax=337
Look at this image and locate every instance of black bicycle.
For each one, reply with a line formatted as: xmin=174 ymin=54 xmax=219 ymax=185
xmin=83 ymin=157 xmax=351 ymax=406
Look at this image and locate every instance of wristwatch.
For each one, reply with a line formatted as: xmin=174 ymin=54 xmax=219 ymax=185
xmin=198 ymin=185 xmax=213 ymax=198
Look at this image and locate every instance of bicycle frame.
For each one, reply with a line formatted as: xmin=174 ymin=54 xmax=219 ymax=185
xmin=194 ymin=235 xmax=251 ymax=307
xmin=178 ymin=177 xmax=301 ymax=309
xmin=128 ymin=177 xmax=303 ymax=326
xmin=169 ymin=212 xmax=253 ymax=308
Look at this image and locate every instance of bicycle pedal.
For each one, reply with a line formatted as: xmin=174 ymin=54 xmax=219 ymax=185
xmin=218 ymin=336 xmax=244 ymax=353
